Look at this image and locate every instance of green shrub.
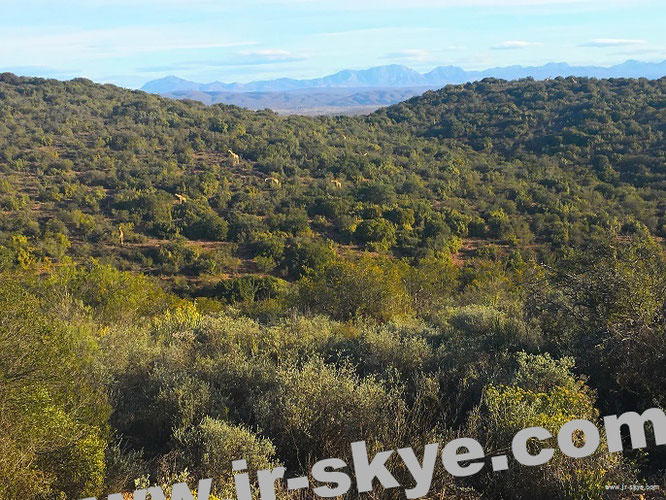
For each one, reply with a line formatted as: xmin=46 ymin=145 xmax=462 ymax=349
xmin=297 ymin=257 xmax=413 ymax=322
xmin=355 ymin=218 xmax=397 ymax=252
xmin=214 ymin=275 xmax=286 ymax=304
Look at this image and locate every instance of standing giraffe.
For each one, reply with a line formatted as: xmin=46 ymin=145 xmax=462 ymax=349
xmin=228 ymin=149 xmax=241 ymax=166
xmin=118 ymin=226 xmax=124 ymax=246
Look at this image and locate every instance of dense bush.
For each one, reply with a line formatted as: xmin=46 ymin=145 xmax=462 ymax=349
xmin=297 ymin=257 xmax=413 ymax=321
xmin=214 ymin=275 xmax=286 ymax=304
xmin=0 ymin=274 xmax=109 ymax=499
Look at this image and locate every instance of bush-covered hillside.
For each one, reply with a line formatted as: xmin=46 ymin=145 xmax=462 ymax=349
xmin=0 ymin=74 xmax=665 ymax=499
xmin=1 ymin=74 xmax=665 ymax=287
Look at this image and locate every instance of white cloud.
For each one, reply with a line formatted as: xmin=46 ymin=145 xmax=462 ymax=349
xmin=491 ymin=40 xmax=543 ymax=50
xmin=382 ymin=47 xmax=466 ymax=64
xmin=580 ymin=38 xmax=648 ymax=47
xmin=217 ymin=49 xmax=308 ymax=66
xmin=0 ymin=25 xmax=256 ymax=66
xmin=383 ymin=49 xmax=435 ymax=63
xmin=320 ymin=27 xmax=436 ymax=39
xmin=136 ymin=49 xmax=308 ymax=73
xmin=239 ymin=49 xmax=292 ymax=58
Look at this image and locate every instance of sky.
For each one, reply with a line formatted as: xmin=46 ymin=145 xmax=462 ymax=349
xmin=2 ymin=0 xmax=666 ymax=89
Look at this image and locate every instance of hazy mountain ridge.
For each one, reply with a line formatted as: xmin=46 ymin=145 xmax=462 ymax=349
xmin=142 ymin=60 xmax=666 ymax=94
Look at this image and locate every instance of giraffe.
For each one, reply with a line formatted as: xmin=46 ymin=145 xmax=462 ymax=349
xmin=330 ymin=179 xmax=342 ymax=189
xmin=228 ymin=149 xmax=241 ymax=166
xmin=264 ymin=177 xmax=280 ymax=186
xmin=175 ymin=193 xmax=187 ymax=204
xmin=118 ymin=226 xmax=124 ymax=246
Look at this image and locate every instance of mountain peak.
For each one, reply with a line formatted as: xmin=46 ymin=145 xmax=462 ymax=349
xmin=141 ymin=75 xmax=202 ymax=93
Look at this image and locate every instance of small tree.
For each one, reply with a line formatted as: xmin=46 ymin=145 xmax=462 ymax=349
xmin=297 ymin=257 xmax=412 ymax=322
xmin=355 ymin=218 xmax=397 ymax=252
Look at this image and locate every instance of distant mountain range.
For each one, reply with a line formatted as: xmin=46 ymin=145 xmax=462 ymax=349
xmin=142 ymin=60 xmax=666 ymax=114
xmin=143 ymin=60 xmax=666 ymax=93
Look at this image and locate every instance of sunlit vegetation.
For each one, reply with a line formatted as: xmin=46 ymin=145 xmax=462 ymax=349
xmin=0 ymin=72 xmax=665 ymax=498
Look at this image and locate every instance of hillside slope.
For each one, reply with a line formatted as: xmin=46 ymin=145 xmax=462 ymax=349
xmin=0 ymin=73 xmax=664 ymax=291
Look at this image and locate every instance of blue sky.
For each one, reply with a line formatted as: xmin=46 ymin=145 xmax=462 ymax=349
xmin=2 ymin=0 xmax=665 ymax=88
